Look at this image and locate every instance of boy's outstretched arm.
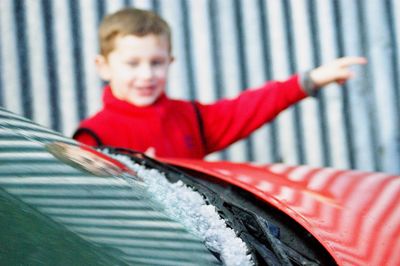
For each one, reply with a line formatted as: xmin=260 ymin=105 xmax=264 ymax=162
xmin=309 ymin=56 xmax=367 ymax=89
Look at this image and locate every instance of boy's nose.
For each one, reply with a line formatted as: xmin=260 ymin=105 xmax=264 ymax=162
xmin=138 ymin=64 xmax=154 ymax=79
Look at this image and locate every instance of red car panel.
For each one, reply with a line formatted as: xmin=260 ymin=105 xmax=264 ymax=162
xmin=160 ymin=158 xmax=400 ymax=266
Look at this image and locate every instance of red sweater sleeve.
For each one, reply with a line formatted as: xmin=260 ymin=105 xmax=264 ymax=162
xmin=74 ymin=132 xmax=99 ymax=147
xmin=197 ymin=75 xmax=307 ymax=153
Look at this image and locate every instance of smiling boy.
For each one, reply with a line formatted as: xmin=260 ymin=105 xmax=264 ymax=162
xmin=73 ymin=8 xmax=366 ymax=159
xmin=96 ymin=31 xmax=172 ymax=107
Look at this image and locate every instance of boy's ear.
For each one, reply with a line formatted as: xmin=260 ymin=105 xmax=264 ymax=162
xmin=95 ymin=55 xmax=111 ymax=81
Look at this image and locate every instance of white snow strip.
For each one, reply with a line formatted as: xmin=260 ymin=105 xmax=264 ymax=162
xmin=109 ymin=152 xmax=253 ymax=266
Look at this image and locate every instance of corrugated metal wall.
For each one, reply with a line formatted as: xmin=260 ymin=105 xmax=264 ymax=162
xmin=1 ymin=0 xmax=399 ymax=174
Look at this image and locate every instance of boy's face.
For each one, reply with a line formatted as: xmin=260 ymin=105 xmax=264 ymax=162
xmin=97 ymin=34 xmax=173 ymax=106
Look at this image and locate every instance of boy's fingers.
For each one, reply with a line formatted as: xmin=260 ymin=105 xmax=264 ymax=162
xmin=336 ymin=56 xmax=368 ymax=67
xmin=144 ymin=147 xmax=156 ymax=158
xmin=334 ymin=69 xmax=355 ymax=85
xmin=336 ymin=69 xmax=354 ymax=80
xmin=336 ymin=74 xmax=353 ymax=84
xmin=310 ymin=56 xmax=366 ymax=87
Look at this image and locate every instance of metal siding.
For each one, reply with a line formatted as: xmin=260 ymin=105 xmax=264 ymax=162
xmin=52 ymin=0 xmax=79 ymax=136
xmin=284 ymin=0 xmax=306 ymax=165
xmin=14 ymin=0 xmax=33 ymax=120
xmin=159 ymin=0 xmax=189 ymax=99
xmin=340 ymin=0 xmax=376 ymax=171
xmin=257 ymin=0 xmax=280 ymax=163
xmin=42 ymin=0 xmax=62 ymax=132
xmin=268 ymin=0 xmax=299 ymax=166
xmin=291 ymin=0 xmax=323 ymax=167
xmin=365 ymin=0 xmax=400 ymax=174
xmin=180 ymin=0 xmax=197 ymax=100
xmin=308 ymin=0 xmax=331 ymax=167
xmin=242 ymin=0 xmax=271 ymax=163
xmin=26 ymin=0 xmax=51 ymax=128
xmin=188 ymin=0 xmax=215 ymax=103
xmin=208 ymin=0 xmax=228 ymax=160
xmin=0 ymin=5 xmax=3 ymax=108
xmin=1 ymin=0 xmax=23 ymax=115
xmin=68 ymin=0 xmax=87 ymax=121
xmin=315 ymin=1 xmax=349 ymax=170
xmin=0 ymin=0 xmax=399 ymax=174
xmin=333 ymin=0 xmax=354 ymax=168
xmin=78 ymin=0 xmax=102 ymax=117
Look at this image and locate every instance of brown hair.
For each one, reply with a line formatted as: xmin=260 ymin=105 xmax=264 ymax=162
xmin=98 ymin=8 xmax=172 ymax=57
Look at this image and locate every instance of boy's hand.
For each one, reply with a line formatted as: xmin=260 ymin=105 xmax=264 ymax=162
xmin=144 ymin=147 xmax=156 ymax=158
xmin=310 ymin=56 xmax=367 ymax=88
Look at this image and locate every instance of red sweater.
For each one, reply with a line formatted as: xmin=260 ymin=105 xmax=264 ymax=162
xmin=74 ymin=75 xmax=307 ymax=159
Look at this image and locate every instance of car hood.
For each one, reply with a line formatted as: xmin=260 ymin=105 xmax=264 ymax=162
xmin=160 ymin=158 xmax=400 ymax=266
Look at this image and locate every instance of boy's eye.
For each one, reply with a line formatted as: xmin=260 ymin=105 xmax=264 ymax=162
xmin=151 ymin=59 xmax=165 ymax=66
xmin=126 ymin=61 xmax=139 ymax=67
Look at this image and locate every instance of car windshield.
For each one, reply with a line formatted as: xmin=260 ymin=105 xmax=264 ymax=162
xmin=0 ymin=108 xmax=225 ymax=265
xmin=1 ymin=108 xmax=259 ymax=265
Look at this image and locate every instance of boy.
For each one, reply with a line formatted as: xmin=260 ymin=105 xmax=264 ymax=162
xmin=73 ymin=8 xmax=367 ymax=159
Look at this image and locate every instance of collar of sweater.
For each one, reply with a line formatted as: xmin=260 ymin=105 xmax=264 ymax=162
xmin=102 ymin=86 xmax=169 ymax=116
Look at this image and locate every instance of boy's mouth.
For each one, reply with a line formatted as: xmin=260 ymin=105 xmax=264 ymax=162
xmin=136 ymin=86 xmax=156 ymax=96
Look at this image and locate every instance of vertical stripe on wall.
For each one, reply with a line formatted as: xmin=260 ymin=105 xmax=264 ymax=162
xmin=53 ymin=0 xmax=80 ymax=136
xmin=124 ymin=0 xmax=131 ymax=7
xmin=151 ymin=0 xmax=160 ymax=13
xmin=332 ymin=0 xmax=356 ymax=168
xmin=14 ymin=0 xmax=33 ymax=119
xmin=356 ymin=0 xmax=382 ymax=171
xmin=233 ymin=0 xmax=254 ymax=162
xmin=0 ymin=27 xmax=3 ymax=107
xmin=180 ymin=0 xmax=196 ymax=100
xmin=282 ymin=0 xmax=305 ymax=164
xmin=0 ymin=0 xmax=4 ymax=108
xmin=96 ymin=0 xmax=106 ymax=25
xmin=257 ymin=0 xmax=281 ymax=163
xmin=208 ymin=0 xmax=227 ymax=160
xmin=339 ymin=0 xmax=375 ymax=172
xmin=364 ymin=0 xmax=399 ymax=173
xmin=69 ymin=0 xmax=87 ymax=121
xmin=308 ymin=0 xmax=331 ymax=167
xmin=385 ymin=0 xmax=400 ymax=165
xmin=1 ymin=0 xmax=22 ymax=114
xmin=42 ymin=0 xmax=61 ymax=132
xmin=25 ymin=0 xmax=49 ymax=127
